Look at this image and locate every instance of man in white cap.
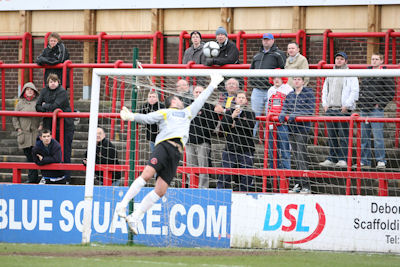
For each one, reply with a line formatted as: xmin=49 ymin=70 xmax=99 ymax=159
xmin=204 ymin=26 xmax=239 ymax=66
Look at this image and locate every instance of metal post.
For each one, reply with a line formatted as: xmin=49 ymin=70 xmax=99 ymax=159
xmin=128 ymin=47 xmax=139 ymax=243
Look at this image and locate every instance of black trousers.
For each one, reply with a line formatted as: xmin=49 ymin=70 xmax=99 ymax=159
xmin=56 ymin=128 xmax=74 ymax=183
xmin=23 ymin=146 xmax=39 ymax=183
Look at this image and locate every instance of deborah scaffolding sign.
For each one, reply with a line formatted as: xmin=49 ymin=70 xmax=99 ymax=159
xmin=230 ymin=194 xmax=400 ymax=253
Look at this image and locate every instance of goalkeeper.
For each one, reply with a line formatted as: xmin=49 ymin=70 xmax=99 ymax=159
xmin=117 ymin=73 xmax=224 ymax=234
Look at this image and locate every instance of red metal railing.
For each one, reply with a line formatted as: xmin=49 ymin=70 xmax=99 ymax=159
xmin=1 ymin=110 xmax=400 ymax=194
xmin=322 ymin=29 xmax=398 ymax=64
xmin=0 ymin=33 xmax=33 ymax=87
xmin=0 ymin=110 xmax=129 ymax=185
xmin=260 ymin=114 xmax=400 ymax=196
xmin=1 ymin=62 xmax=399 ymax=143
xmin=43 ymin=31 xmax=164 ymax=65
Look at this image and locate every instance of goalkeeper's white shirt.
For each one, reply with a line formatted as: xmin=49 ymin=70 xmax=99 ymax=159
xmin=132 ymin=84 xmax=216 ymax=147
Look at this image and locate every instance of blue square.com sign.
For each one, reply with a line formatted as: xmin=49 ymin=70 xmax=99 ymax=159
xmin=0 ymin=184 xmax=231 ymax=248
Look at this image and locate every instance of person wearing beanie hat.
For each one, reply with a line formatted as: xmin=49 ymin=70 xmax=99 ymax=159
xmin=12 ymin=82 xmax=42 ymax=183
xmin=216 ymin=26 xmax=228 ymax=37
xmin=249 ymin=33 xmax=286 ymax=137
xmin=204 ymin=26 xmax=239 ymax=67
xmin=319 ymin=51 xmax=359 ymax=169
xmin=183 ymin=31 xmax=206 ymax=64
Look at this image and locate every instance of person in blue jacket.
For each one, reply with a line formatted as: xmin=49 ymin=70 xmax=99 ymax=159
xmin=279 ymin=77 xmax=315 ymax=194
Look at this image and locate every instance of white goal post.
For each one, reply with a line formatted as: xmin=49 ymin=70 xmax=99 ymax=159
xmin=82 ymin=68 xmax=400 ymax=244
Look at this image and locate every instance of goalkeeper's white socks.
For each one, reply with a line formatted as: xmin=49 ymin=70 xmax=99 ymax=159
xmin=120 ymin=176 xmax=146 ymax=208
xmin=125 ymin=190 xmax=160 ymax=234
xmin=131 ymin=190 xmax=161 ymax=220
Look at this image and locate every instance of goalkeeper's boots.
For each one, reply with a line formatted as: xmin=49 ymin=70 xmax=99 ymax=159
xmin=115 ymin=203 xmax=127 ymax=219
xmin=126 ymin=214 xmax=139 ymax=235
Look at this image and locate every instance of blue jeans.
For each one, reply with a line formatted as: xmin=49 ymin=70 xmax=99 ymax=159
xmin=149 ymin=141 xmax=155 ymax=153
xmin=217 ymin=151 xmax=254 ymax=192
xmin=268 ymin=124 xmax=291 ymax=169
xmin=251 ymin=88 xmax=269 ymax=137
xmin=361 ymin=108 xmax=386 ymax=165
xmin=325 ymin=109 xmax=350 ymax=162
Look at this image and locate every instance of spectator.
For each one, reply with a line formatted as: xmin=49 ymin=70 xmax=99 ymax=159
xmin=83 ymin=127 xmax=122 ymax=186
xmin=36 ymin=32 xmax=70 ymax=88
xmin=139 ymin=91 xmax=165 ymax=152
xmin=319 ymin=52 xmax=359 ymax=168
xmin=36 ymin=73 xmax=74 ymax=183
xmin=279 ymin=77 xmax=315 ymax=193
xmin=12 ymin=82 xmax=43 ymax=183
xmin=176 ymin=79 xmax=193 ymax=107
xmin=285 ymin=42 xmax=310 ymax=87
xmin=214 ymin=78 xmax=240 ymax=135
xmin=356 ymin=53 xmax=395 ymax=169
xmin=183 ymin=31 xmax=206 ymax=64
xmin=250 ymin=33 xmax=286 ymax=137
xmin=218 ymin=91 xmax=256 ymax=192
xmin=204 ymin=26 xmax=239 ymax=66
xmin=186 ymin=86 xmax=219 ymax=188
xmin=266 ymin=76 xmax=293 ymax=170
xmin=32 ymin=129 xmax=66 ymax=184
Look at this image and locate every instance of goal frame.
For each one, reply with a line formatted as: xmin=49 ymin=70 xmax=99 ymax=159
xmin=81 ymin=68 xmax=400 ymax=244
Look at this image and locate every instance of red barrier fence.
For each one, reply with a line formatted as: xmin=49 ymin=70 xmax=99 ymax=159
xmin=1 ymin=110 xmax=399 ymax=195
xmin=44 ymin=31 xmax=164 ymax=65
xmin=1 ymin=61 xmax=400 ymax=146
xmin=322 ymin=29 xmax=398 ymax=64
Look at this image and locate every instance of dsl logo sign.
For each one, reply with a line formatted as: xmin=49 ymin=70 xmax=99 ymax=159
xmin=263 ymin=203 xmax=325 ymax=244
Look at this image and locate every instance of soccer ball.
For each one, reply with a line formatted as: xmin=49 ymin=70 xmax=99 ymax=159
xmin=203 ymin=41 xmax=220 ymax=58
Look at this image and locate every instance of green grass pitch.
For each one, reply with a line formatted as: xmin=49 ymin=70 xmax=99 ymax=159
xmin=0 ymin=243 xmax=399 ymax=267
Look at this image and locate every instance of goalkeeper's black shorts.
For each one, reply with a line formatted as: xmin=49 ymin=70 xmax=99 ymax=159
xmin=147 ymin=140 xmax=182 ymax=185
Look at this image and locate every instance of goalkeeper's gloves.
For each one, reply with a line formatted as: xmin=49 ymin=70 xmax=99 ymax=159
xmin=120 ymin=106 xmax=135 ymax=121
xmin=210 ymin=73 xmax=224 ymax=88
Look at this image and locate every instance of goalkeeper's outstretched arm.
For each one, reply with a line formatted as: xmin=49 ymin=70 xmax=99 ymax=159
xmin=189 ymin=73 xmax=224 ymax=117
xmin=120 ymin=106 xmax=164 ymax=124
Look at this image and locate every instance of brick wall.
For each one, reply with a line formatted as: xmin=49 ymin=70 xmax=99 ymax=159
xmin=0 ymin=40 xmax=19 ymax=98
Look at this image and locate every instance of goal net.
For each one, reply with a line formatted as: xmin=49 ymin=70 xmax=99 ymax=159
xmin=81 ymin=68 xmax=400 ymax=250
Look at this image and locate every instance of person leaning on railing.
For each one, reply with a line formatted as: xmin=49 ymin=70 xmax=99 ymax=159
xmin=356 ymin=53 xmax=396 ymax=170
xmin=32 ymin=129 xmax=66 ymax=184
xmin=36 ymin=32 xmax=70 ymax=88
xmin=12 ymin=82 xmax=43 ymax=183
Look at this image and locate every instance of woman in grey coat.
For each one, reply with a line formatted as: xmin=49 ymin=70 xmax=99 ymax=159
xmin=12 ymin=82 xmax=42 ymax=183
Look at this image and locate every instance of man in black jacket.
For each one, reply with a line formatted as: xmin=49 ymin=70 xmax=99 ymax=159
xmin=250 ymin=33 xmax=286 ymax=137
xmin=186 ymin=86 xmax=219 ymax=188
xmin=32 ymin=129 xmax=65 ymax=184
xmin=139 ymin=91 xmax=165 ymax=152
xmin=84 ymin=127 xmax=122 ymax=186
xmin=204 ymin=26 xmax=239 ymax=66
xmin=36 ymin=73 xmax=74 ymax=183
xmin=356 ymin=53 xmax=395 ymax=169
xmin=218 ymin=91 xmax=256 ymax=192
